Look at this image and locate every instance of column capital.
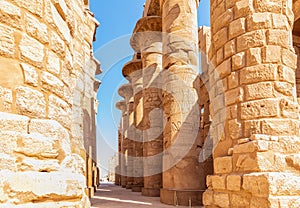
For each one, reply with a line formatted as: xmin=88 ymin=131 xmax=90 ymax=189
xmin=122 ymin=60 xmax=143 ymax=81
xmin=160 ymin=0 xmax=199 ymax=10
xmin=116 ymin=100 xmax=126 ymax=112
xmin=130 ymin=16 xmax=162 ymax=52
xmin=118 ymin=84 xmax=133 ymax=101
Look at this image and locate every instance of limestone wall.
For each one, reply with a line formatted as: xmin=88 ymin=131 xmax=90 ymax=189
xmin=0 ymin=0 xmax=100 ymax=207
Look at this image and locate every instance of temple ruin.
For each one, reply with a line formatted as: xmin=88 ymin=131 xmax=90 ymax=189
xmin=116 ymin=0 xmax=300 ymax=207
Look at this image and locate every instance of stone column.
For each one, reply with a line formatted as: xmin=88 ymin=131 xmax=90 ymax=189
xmin=131 ymin=16 xmax=163 ymax=197
xmin=203 ymin=0 xmax=300 ymax=207
xmin=122 ymin=62 xmax=143 ymax=191
xmin=118 ymin=84 xmax=133 ymax=188
xmin=160 ymin=0 xmax=202 ymax=206
xmin=123 ymin=59 xmax=144 ymax=191
xmin=116 ymin=100 xmax=127 ymax=186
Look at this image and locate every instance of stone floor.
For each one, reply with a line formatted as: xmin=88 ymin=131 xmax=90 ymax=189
xmin=91 ymin=182 xmax=203 ymax=208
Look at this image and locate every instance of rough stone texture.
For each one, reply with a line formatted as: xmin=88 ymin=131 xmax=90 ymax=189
xmin=0 ymin=0 xmax=100 ymax=206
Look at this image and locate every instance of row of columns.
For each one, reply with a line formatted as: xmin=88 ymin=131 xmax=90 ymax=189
xmin=116 ymin=0 xmax=203 ymax=206
xmin=117 ymin=0 xmax=300 ymax=206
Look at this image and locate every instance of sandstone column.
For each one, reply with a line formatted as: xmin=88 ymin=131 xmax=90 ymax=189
xmin=131 ymin=16 xmax=163 ymax=197
xmin=122 ymin=59 xmax=144 ymax=191
xmin=118 ymin=84 xmax=133 ymax=188
xmin=116 ymin=100 xmax=127 ymax=186
xmin=203 ymin=0 xmax=300 ymax=207
xmin=160 ymin=0 xmax=202 ymax=206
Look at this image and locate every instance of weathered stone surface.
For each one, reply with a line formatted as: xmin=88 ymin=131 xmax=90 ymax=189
xmin=16 ymin=86 xmax=46 ymax=117
xmin=0 ymin=112 xmax=29 ymax=133
xmin=0 ymin=24 xmax=15 ymax=57
xmin=20 ymin=63 xmax=38 ymax=87
xmin=0 ymin=171 xmax=85 ymax=203
xmin=19 ymin=35 xmax=44 ymax=67
xmin=0 ymin=1 xmax=21 ymax=29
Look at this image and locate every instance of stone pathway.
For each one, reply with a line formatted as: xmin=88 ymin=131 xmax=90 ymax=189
xmin=91 ymin=183 xmax=202 ymax=208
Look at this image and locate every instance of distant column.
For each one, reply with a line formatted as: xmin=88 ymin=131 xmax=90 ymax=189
xmin=160 ymin=0 xmax=202 ymax=206
xmin=118 ymin=84 xmax=133 ymax=188
xmin=122 ymin=60 xmax=144 ymax=191
xmin=115 ymin=100 xmax=127 ymax=186
xmin=131 ymin=16 xmax=163 ymax=197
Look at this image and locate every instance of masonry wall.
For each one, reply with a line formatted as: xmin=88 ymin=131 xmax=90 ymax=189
xmin=0 ymin=0 xmax=99 ymax=207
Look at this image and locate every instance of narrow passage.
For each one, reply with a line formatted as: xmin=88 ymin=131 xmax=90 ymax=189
xmin=91 ymin=183 xmax=202 ymax=208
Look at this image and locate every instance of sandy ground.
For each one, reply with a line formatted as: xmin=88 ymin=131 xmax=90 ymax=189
xmin=91 ymin=182 xmax=202 ymax=208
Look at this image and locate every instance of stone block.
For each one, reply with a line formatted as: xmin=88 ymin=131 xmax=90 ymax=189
xmin=214 ymin=192 xmax=229 ymax=208
xmin=202 ymin=189 xmax=213 ymax=206
xmin=224 ymin=39 xmax=236 ymax=59
xmin=25 ymin=13 xmax=49 ymax=44
xmin=272 ymin=13 xmax=288 ymax=29
xmin=244 ymin=120 xmax=261 ymax=137
xmin=231 ymin=193 xmax=251 ymax=207
xmin=15 ymin=86 xmax=46 ymax=117
xmin=253 ymin=0 xmax=282 ymax=13
xmin=225 ymin=86 xmax=244 ymax=106
xmin=227 ymin=71 xmax=239 ymax=89
xmin=213 ymin=27 xmax=228 ymax=50
xmin=261 ymin=119 xmax=297 ymax=136
xmin=282 ymin=48 xmax=297 ymax=69
xmin=211 ymin=175 xmax=226 ymax=190
xmin=279 ymin=99 xmax=299 ymax=119
xmin=15 ymin=133 xmax=59 ymax=159
xmin=274 ymin=82 xmax=293 ymax=96
xmin=41 ymin=71 xmax=64 ymax=97
xmin=0 ymin=171 xmax=85 ymax=203
xmin=243 ymin=173 xmax=270 ymax=197
xmin=214 ymin=156 xmax=232 ymax=174
xmin=246 ymin=47 xmax=261 ymax=66
xmin=216 ymin=59 xmax=231 ymax=79
xmin=29 ymin=119 xmax=71 ymax=158
xmin=278 ymin=65 xmax=295 ymax=84
xmin=240 ymin=64 xmax=276 ymax=84
xmin=0 ymin=1 xmax=21 ymax=29
xmin=266 ymin=30 xmax=289 ymax=48
xmin=245 ymin=82 xmax=275 ymax=101
xmin=241 ymin=99 xmax=279 ymax=120
xmin=19 ymin=35 xmax=44 ymax=67
xmin=47 ymin=50 xmax=61 ymax=75
xmin=48 ymin=94 xmax=71 ymax=128
xmin=228 ymin=119 xmax=242 ymax=140
xmin=17 ymin=0 xmax=43 ymax=17
xmin=237 ymin=30 xmax=265 ymax=52
xmin=247 ymin=12 xmax=272 ymax=30
xmin=0 ymin=86 xmax=12 ymax=112
xmin=262 ymin=45 xmax=281 ymax=63
xmin=50 ymin=3 xmax=71 ymax=43
xmin=233 ymin=140 xmax=269 ymax=154
xmin=0 ymin=24 xmax=15 ymax=57
xmin=0 ymin=112 xmax=29 ymax=133
xmin=235 ymin=153 xmax=260 ymax=172
xmin=232 ymin=52 xmax=245 ymax=71
xmin=234 ymin=0 xmax=254 ymax=19
xmin=229 ymin=17 xmax=246 ymax=39
xmin=20 ymin=63 xmax=38 ymax=87
xmin=227 ymin=175 xmax=241 ymax=191
xmin=50 ymin=32 xmax=65 ymax=57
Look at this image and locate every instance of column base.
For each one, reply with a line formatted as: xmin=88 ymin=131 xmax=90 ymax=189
xmin=160 ymin=188 xmax=204 ymax=206
xmin=142 ymin=187 xmax=160 ymax=197
xmin=132 ymin=185 xmax=143 ymax=192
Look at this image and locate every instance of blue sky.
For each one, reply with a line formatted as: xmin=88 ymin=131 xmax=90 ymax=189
xmin=90 ymin=0 xmax=210 ymax=176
